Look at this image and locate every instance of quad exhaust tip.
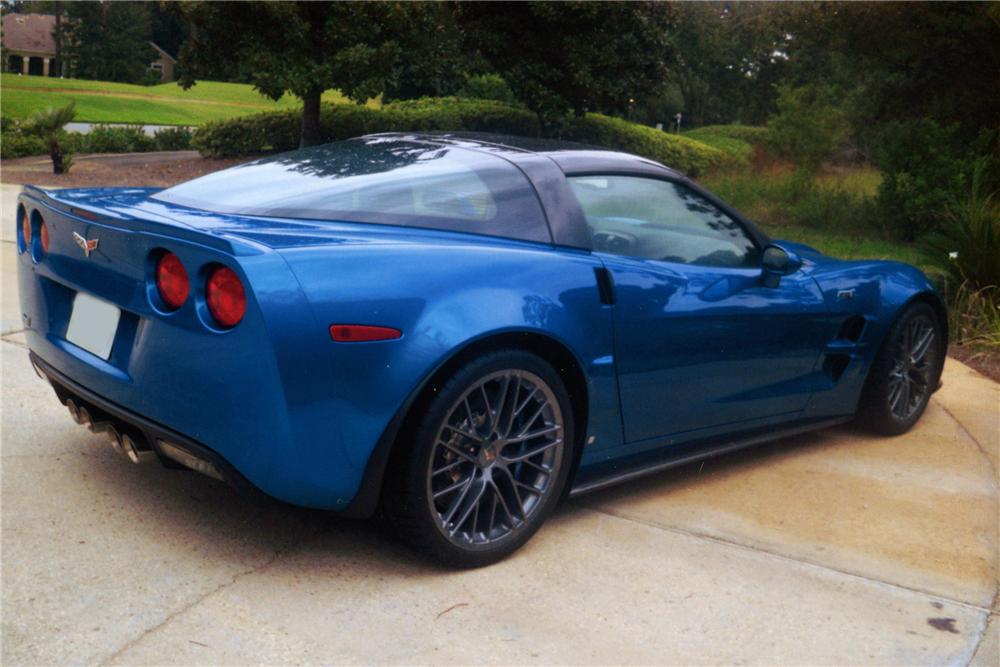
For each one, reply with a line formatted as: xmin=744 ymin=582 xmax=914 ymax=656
xmin=63 ymin=393 xmax=219 ymax=476
xmin=66 ymin=400 xmax=154 ymax=464
xmin=121 ymin=432 xmax=155 ymax=464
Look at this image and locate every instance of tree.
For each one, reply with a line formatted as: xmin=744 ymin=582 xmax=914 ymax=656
xmin=178 ymin=1 xmax=403 ymax=148
xmin=668 ymin=2 xmax=790 ymax=127
xmin=62 ymin=1 xmax=157 ymax=83
xmin=765 ymin=83 xmax=848 ymax=172
xmin=781 ymin=2 xmax=1000 ymax=148
xmin=456 ymin=1 xmax=674 ymax=131
xmin=381 ymin=2 xmax=469 ymax=102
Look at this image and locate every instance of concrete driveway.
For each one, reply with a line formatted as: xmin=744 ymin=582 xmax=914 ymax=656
xmin=2 ymin=182 xmax=998 ymax=665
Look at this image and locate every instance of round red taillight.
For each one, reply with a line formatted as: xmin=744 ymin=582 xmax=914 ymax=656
xmin=39 ymin=221 xmax=50 ymax=254
xmin=206 ymin=266 xmax=246 ymax=328
xmin=155 ymin=252 xmax=189 ymax=309
xmin=21 ymin=216 xmax=31 ymax=247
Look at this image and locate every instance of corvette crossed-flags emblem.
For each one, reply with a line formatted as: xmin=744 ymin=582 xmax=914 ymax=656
xmin=72 ymin=231 xmax=99 ymax=257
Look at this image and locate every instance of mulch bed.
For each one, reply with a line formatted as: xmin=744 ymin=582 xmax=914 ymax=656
xmin=2 ymin=153 xmax=249 ymax=188
xmin=948 ymin=344 xmax=1000 ymax=383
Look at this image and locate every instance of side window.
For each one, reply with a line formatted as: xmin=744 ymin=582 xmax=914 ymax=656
xmin=568 ymin=175 xmax=760 ymax=268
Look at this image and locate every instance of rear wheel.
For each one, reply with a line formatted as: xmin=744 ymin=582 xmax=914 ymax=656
xmin=859 ymin=302 xmax=944 ymax=435
xmin=385 ymin=350 xmax=574 ymax=568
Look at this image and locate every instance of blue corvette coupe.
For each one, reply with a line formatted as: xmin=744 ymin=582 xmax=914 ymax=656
xmin=17 ymin=133 xmax=946 ymax=566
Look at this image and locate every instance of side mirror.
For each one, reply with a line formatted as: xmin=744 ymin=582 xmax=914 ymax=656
xmin=760 ymin=243 xmax=802 ymax=288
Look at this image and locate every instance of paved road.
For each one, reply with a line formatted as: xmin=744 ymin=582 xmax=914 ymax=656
xmin=2 ymin=182 xmax=998 ymax=665
xmin=65 ymin=122 xmax=185 ymax=137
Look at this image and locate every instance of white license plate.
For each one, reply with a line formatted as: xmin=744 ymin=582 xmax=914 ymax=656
xmin=65 ymin=292 xmax=121 ymax=360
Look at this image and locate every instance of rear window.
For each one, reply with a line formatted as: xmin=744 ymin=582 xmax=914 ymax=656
xmin=154 ymin=137 xmax=551 ymax=243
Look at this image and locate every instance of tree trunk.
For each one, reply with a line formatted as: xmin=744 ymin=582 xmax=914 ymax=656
xmin=54 ymin=1 xmax=63 ymax=77
xmin=49 ymin=139 xmax=65 ymax=175
xmin=300 ymin=87 xmax=323 ymax=148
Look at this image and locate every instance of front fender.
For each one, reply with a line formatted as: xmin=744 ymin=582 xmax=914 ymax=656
xmin=804 ymin=257 xmax=945 ymax=418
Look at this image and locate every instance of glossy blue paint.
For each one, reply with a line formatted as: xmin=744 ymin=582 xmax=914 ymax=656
xmin=16 ymin=134 xmax=945 ymax=514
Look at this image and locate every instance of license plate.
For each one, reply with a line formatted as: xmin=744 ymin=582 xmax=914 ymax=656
xmin=65 ymin=292 xmax=121 ymax=360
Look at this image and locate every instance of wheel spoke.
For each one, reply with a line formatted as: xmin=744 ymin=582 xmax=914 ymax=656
xmin=438 ymin=438 xmax=477 ymax=462
xmin=503 ymin=438 xmax=562 ymax=463
xmin=491 ymin=479 xmax=518 ymax=525
xmin=888 ymin=380 xmax=906 ymax=413
xmin=433 ymin=476 xmax=472 ymax=499
xmin=500 ymin=375 xmax=523 ymax=438
xmin=444 ymin=424 xmax=484 ymax=444
xmin=449 ymin=479 xmax=487 ymax=535
xmin=432 ymin=458 xmax=465 ymax=477
xmin=910 ymin=327 xmax=934 ymax=364
xmin=494 ymin=466 xmax=525 ymax=515
xmin=492 ymin=374 xmax=512 ymax=435
xmin=519 ymin=456 xmax=552 ymax=476
xmin=896 ymin=380 xmax=911 ymax=416
xmin=442 ymin=477 xmax=475 ymax=525
xmin=505 ymin=424 xmax=561 ymax=444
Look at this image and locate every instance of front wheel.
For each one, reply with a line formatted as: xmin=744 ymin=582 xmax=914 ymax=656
xmin=858 ymin=302 xmax=945 ymax=435
xmin=384 ymin=350 xmax=575 ymax=568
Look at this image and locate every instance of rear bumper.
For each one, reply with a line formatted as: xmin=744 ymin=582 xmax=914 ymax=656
xmin=30 ymin=351 xmax=265 ymax=498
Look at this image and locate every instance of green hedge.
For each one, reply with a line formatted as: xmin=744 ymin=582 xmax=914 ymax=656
xmin=1 ymin=131 xmax=47 ymax=158
xmin=1 ymin=122 xmax=192 ymax=158
xmin=682 ymin=125 xmax=769 ymax=167
xmin=191 ymin=98 xmax=726 ymax=176
xmin=564 ymin=113 xmax=727 ymax=176
xmin=191 ymin=98 xmax=540 ymax=159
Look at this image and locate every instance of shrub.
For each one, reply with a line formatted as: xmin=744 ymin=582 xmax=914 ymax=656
xmin=563 ymin=113 xmax=727 ymax=176
xmin=456 ymin=74 xmax=519 ymax=106
xmin=380 ymin=97 xmax=539 ymax=136
xmin=192 ymin=98 xmax=539 ymax=158
xmin=945 ymin=283 xmax=1000 ymax=349
xmin=190 ymin=99 xmax=727 ymax=177
xmin=874 ymin=120 xmax=996 ymax=241
xmin=77 ymin=124 xmax=154 ymax=154
xmin=765 ymin=84 xmax=848 ymax=172
xmin=152 ymin=126 xmax=193 ymax=151
xmin=920 ymin=160 xmax=1000 ymax=289
xmin=1 ymin=130 xmax=47 ymax=158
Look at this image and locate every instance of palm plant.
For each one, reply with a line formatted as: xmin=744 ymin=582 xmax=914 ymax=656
xmin=27 ymin=103 xmax=77 ymax=174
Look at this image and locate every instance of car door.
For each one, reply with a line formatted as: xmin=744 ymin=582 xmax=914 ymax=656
xmin=567 ymin=175 xmax=831 ymax=450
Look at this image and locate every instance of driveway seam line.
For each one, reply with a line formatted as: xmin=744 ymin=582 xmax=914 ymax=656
xmin=574 ymin=502 xmax=994 ymax=614
xmin=933 ymin=396 xmax=999 ymax=482
xmin=98 ymin=523 xmax=324 ymax=665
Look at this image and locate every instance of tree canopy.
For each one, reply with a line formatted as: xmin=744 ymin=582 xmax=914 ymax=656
xmin=62 ymin=1 xmax=157 ymax=83
xmin=456 ymin=1 xmax=674 ymax=129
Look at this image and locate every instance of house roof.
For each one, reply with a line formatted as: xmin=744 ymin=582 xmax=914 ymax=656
xmin=2 ymin=13 xmax=57 ymax=56
xmin=149 ymin=42 xmax=176 ymax=64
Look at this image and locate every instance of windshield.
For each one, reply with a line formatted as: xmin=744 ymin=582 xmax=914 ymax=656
xmin=154 ymin=137 xmax=551 ymax=243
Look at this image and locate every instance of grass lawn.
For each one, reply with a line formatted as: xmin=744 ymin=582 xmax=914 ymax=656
xmin=701 ymin=163 xmax=935 ymax=274
xmin=0 ymin=74 xmax=372 ymax=125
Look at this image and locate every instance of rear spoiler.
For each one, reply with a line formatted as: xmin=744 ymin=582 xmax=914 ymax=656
xmin=20 ymin=185 xmax=264 ymax=256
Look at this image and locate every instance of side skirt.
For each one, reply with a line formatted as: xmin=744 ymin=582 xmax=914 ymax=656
xmin=568 ymin=416 xmax=852 ymax=498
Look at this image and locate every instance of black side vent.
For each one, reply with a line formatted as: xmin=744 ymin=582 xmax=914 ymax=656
xmin=822 ymin=354 xmax=851 ymax=382
xmin=837 ymin=315 xmax=867 ymax=342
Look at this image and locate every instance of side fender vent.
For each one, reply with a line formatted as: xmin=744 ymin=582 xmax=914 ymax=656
xmin=836 ymin=315 xmax=867 ymax=342
xmin=822 ymin=353 xmax=851 ymax=382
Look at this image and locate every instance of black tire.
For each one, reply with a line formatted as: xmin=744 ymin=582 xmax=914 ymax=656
xmin=384 ymin=349 xmax=575 ymax=568
xmin=858 ymin=302 xmax=945 ymax=435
